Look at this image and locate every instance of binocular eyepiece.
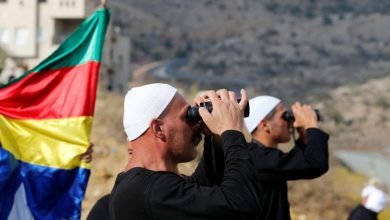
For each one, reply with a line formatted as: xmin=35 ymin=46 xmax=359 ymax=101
xmin=187 ymin=100 xmax=250 ymax=122
xmin=282 ymin=109 xmax=321 ymax=122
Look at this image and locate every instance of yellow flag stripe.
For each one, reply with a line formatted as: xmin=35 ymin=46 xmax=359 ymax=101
xmin=0 ymin=115 xmax=92 ymax=169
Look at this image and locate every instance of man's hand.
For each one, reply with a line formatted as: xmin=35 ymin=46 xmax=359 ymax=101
xmin=291 ymin=102 xmax=318 ymax=130
xmin=192 ymin=90 xmax=213 ymax=137
xmin=80 ymin=143 xmax=94 ymax=163
xmin=198 ymin=89 xmax=248 ymax=135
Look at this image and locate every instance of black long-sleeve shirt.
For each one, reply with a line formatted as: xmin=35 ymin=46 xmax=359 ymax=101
xmin=348 ymin=204 xmax=378 ymax=220
xmin=250 ymin=128 xmax=329 ymax=220
xmin=108 ymin=130 xmax=261 ymax=220
xmin=87 ymin=194 xmax=110 ymax=220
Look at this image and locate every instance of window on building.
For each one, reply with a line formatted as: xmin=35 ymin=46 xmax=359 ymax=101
xmin=37 ymin=27 xmax=45 ymax=44
xmin=0 ymin=28 xmax=9 ymax=44
xmin=53 ymin=19 xmax=83 ymax=44
xmin=15 ymin=27 xmax=29 ymax=47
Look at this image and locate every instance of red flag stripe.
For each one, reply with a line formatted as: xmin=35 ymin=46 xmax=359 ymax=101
xmin=0 ymin=61 xmax=100 ymax=120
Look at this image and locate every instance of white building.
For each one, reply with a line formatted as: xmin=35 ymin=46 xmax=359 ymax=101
xmin=0 ymin=0 xmax=130 ymax=93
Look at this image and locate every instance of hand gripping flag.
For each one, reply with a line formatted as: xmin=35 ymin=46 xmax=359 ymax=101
xmin=0 ymin=8 xmax=110 ymax=220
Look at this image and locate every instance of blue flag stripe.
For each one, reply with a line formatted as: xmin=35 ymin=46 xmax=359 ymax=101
xmin=0 ymin=146 xmax=90 ymax=219
xmin=0 ymin=146 xmax=22 ymax=220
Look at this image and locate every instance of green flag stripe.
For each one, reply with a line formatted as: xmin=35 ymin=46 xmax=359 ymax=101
xmin=0 ymin=8 xmax=111 ymax=89
xmin=30 ymin=8 xmax=111 ymax=72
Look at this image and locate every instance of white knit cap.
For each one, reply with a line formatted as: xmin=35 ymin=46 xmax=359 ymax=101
xmin=244 ymin=96 xmax=280 ymax=133
xmin=123 ymin=83 xmax=177 ymax=141
xmin=364 ymin=187 xmax=388 ymax=213
xmin=361 ymin=185 xmax=376 ymax=198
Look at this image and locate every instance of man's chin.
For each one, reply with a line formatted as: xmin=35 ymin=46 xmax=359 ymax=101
xmin=286 ymin=138 xmax=292 ymax=143
xmin=280 ymin=136 xmax=291 ymax=143
xmin=180 ymin=151 xmax=198 ymax=163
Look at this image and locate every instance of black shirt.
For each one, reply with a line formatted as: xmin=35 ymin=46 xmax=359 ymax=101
xmin=87 ymin=194 xmax=109 ymax=220
xmin=348 ymin=204 xmax=378 ymax=220
xmin=250 ymin=128 xmax=329 ymax=220
xmin=109 ymin=130 xmax=261 ymax=220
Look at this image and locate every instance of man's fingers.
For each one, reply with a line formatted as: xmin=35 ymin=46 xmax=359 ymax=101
xmin=228 ymin=91 xmax=237 ymax=103
xmin=238 ymin=89 xmax=248 ymax=113
xmin=198 ymin=107 xmax=212 ymax=123
xmin=206 ymin=91 xmax=220 ymax=103
xmin=192 ymin=90 xmax=211 ymax=106
xmin=193 ymin=96 xmax=204 ymax=106
xmin=216 ymin=89 xmax=229 ymax=101
xmin=198 ymin=89 xmax=245 ymax=135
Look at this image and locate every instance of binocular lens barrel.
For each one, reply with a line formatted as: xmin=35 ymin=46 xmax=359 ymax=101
xmin=187 ymin=100 xmax=250 ymax=122
xmin=282 ymin=109 xmax=321 ymax=122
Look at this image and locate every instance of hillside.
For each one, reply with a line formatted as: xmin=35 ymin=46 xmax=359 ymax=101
xmin=287 ymin=76 xmax=390 ymax=219
xmin=108 ymin=0 xmax=390 ymax=101
xmin=319 ymin=76 xmax=390 ymax=149
xmin=82 ymin=74 xmax=390 ymax=219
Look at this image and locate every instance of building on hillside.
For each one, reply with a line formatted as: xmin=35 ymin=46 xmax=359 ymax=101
xmin=105 ymin=26 xmax=131 ymax=93
xmin=0 ymin=0 xmax=130 ymax=93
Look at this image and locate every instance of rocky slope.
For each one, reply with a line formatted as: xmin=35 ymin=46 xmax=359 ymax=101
xmin=109 ymin=0 xmax=390 ymax=101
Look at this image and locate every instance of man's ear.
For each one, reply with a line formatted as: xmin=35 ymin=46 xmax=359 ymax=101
xmin=150 ymin=119 xmax=166 ymax=140
xmin=260 ymin=120 xmax=271 ymax=134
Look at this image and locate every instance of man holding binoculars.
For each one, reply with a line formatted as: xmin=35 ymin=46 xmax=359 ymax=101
xmin=108 ymin=83 xmax=261 ymax=220
xmin=244 ymin=95 xmax=329 ymax=220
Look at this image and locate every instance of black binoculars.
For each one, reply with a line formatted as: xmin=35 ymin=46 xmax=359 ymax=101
xmin=282 ymin=109 xmax=321 ymax=122
xmin=187 ymin=100 xmax=250 ymax=122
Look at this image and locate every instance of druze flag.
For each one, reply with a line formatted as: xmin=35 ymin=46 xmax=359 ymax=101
xmin=0 ymin=7 xmax=110 ymax=220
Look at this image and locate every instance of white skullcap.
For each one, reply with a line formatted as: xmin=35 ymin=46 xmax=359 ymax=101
xmin=361 ymin=185 xmax=376 ymax=198
xmin=244 ymin=96 xmax=280 ymax=133
xmin=123 ymin=83 xmax=177 ymax=141
xmin=364 ymin=186 xmax=388 ymax=213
